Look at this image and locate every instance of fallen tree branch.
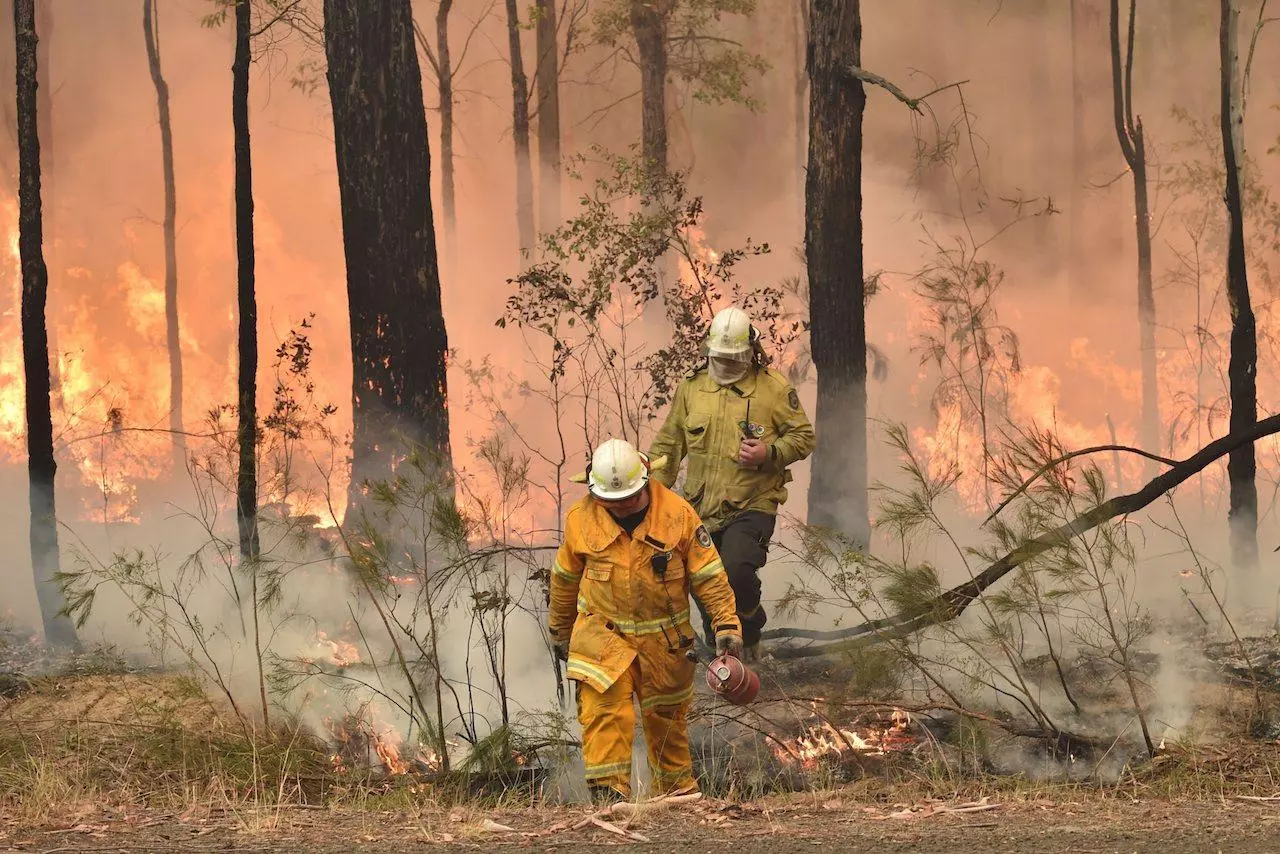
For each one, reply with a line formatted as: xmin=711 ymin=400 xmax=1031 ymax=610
xmin=982 ymin=443 xmax=1180 ymax=526
xmin=843 ymin=65 xmax=967 ymax=113
xmin=764 ymin=415 xmax=1280 ymax=656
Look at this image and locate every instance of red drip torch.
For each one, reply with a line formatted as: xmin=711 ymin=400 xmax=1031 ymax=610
xmin=704 ymin=654 xmax=761 ymax=705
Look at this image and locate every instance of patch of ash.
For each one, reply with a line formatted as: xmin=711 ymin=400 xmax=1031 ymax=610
xmin=1203 ymin=634 xmax=1280 ymax=689
xmin=0 ymin=623 xmax=150 ymax=683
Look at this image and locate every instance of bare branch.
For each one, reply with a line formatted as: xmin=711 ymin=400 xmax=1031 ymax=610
xmin=982 ymin=443 xmax=1180 ymax=526
xmin=1243 ymin=0 xmax=1275 ymax=115
xmin=842 ymin=65 xmax=967 ymax=113
xmin=1109 ymin=0 xmax=1137 ymax=166
xmin=413 ymin=17 xmax=441 ymax=78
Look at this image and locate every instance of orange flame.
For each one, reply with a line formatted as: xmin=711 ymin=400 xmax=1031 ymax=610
xmin=771 ymin=709 xmax=914 ymax=768
xmin=315 ymin=630 xmax=360 ymax=667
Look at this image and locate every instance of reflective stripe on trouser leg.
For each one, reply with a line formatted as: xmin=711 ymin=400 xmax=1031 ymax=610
xmin=635 ymin=638 xmax=698 ymax=796
xmin=641 ymin=698 xmax=697 ymax=795
xmin=576 ymin=664 xmax=636 ymax=797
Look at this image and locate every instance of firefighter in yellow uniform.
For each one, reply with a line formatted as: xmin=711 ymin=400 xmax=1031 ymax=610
xmin=550 ymin=437 xmax=742 ymax=804
xmin=648 ymin=306 xmax=816 ymax=660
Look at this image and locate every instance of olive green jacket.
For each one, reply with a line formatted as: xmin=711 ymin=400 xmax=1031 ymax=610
xmin=647 ymin=366 xmax=815 ymax=532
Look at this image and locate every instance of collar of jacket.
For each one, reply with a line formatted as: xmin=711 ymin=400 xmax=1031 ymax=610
xmin=693 ymin=365 xmax=759 ymax=397
xmin=578 ymin=481 xmax=683 ymax=553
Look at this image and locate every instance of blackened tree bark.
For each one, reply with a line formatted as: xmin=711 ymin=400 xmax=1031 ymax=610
xmin=1220 ymin=0 xmax=1258 ymax=569
xmin=15 ymin=0 xmax=76 ymax=649
xmin=144 ymin=0 xmax=185 ymax=463
xmin=1109 ymin=0 xmax=1159 ymax=464
xmin=34 ymin=0 xmax=61 ymax=418
xmin=804 ymin=0 xmax=869 ymax=547
xmin=505 ymin=0 xmax=535 ymax=255
xmin=324 ymin=0 xmax=453 ymax=501
xmin=631 ymin=0 xmax=669 ymax=176
xmin=233 ymin=0 xmax=258 ymax=565
xmin=233 ymin=0 xmax=269 ymax=729
xmin=535 ymin=0 xmax=561 ymax=232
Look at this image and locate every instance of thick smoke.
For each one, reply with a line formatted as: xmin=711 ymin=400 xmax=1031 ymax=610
xmin=0 ymin=0 xmax=1275 ymax=778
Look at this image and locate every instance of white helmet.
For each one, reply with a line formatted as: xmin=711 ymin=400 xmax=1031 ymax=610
xmin=588 ymin=438 xmax=650 ymax=501
xmin=706 ymin=306 xmax=753 ymax=359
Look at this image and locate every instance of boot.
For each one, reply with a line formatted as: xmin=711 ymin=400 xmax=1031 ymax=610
xmin=588 ymin=784 xmax=627 ymax=806
xmin=744 ymin=642 xmax=760 ymax=663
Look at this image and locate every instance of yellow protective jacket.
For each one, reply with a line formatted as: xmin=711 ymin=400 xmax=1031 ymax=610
xmin=647 ymin=365 xmax=816 ymax=533
xmin=549 ymin=481 xmax=741 ymax=694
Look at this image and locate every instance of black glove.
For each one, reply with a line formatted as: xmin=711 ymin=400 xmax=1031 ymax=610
xmin=553 ymin=638 xmax=570 ymax=662
xmin=715 ymin=632 xmax=743 ymax=659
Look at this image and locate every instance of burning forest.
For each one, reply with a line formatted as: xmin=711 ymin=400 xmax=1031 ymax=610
xmin=2 ymin=0 xmax=1280 ymax=850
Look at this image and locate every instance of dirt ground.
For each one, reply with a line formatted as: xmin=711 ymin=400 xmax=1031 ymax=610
xmin=4 ymin=794 xmax=1280 ymax=853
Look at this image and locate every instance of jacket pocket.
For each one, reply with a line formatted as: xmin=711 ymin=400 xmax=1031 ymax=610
xmin=568 ymin=612 xmax=636 ymax=691
xmin=685 ymin=412 xmax=711 ymax=451
xmin=585 ymin=560 xmax=613 ymax=582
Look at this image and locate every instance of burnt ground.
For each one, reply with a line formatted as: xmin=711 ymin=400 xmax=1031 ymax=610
xmin=4 ymin=794 xmax=1280 ymax=853
xmin=8 ymin=628 xmax=1280 ymax=852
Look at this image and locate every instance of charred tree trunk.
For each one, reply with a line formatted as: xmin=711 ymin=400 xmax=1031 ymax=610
xmin=632 ymin=0 xmax=669 ymax=176
xmin=632 ymin=0 xmax=672 ymax=335
xmin=436 ymin=0 xmax=457 ymax=269
xmin=233 ymin=0 xmax=258 ymax=564
xmin=34 ymin=0 xmax=60 ymax=419
xmin=1220 ymin=0 xmax=1257 ymax=569
xmin=535 ymin=0 xmax=561 ymax=233
xmin=15 ymin=0 xmax=76 ymax=649
xmin=1109 ymin=0 xmax=1159 ymax=463
xmin=504 ymin=0 xmax=535 ymax=255
xmin=144 ymin=0 xmax=184 ymax=464
xmin=324 ymin=0 xmax=453 ymax=504
xmin=804 ymin=0 xmax=869 ymax=547
xmin=234 ymin=0 xmax=268 ymax=729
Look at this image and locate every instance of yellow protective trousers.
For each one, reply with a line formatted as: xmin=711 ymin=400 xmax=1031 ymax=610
xmin=576 ymin=650 xmax=697 ymax=799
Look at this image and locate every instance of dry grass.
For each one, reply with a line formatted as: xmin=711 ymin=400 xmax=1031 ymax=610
xmin=4 ymin=670 xmax=1280 ymax=835
xmin=0 ymin=673 xmax=336 ymax=826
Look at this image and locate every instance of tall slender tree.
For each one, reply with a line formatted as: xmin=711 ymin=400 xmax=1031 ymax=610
xmin=504 ymin=0 xmax=535 ymax=255
xmin=144 ymin=0 xmax=185 ymax=463
xmin=15 ymin=0 xmax=76 ymax=648
xmin=233 ymin=0 xmax=258 ymax=565
xmin=34 ymin=1 xmax=61 ymax=417
xmin=233 ymin=0 xmax=268 ymax=729
xmin=805 ymin=0 xmax=868 ymax=546
xmin=631 ymin=0 xmax=670 ymax=177
xmin=413 ymin=10 xmax=459 ymax=270
xmin=1109 ymin=0 xmax=1158 ymax=463
xmin=535 ymin=0 xmax=561 ymax=232
xmin=1219 ymin=0 xmax=1257 ymax=569
xmin=324 ymin=0 xmax=453 ymax=500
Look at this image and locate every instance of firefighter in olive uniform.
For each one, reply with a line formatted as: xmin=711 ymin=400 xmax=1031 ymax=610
xmin=550 ymin=438 xmax=742 ymax=804
xmin=647 ymin=306 xmax=816 ymax=661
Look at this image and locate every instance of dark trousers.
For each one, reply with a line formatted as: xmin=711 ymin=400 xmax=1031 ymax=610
xmin=695 ymin=511 xmax=776 ymax=648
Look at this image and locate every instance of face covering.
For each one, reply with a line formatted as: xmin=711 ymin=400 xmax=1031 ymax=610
xmin=709 ymin=354 xmax=750 ymax=386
